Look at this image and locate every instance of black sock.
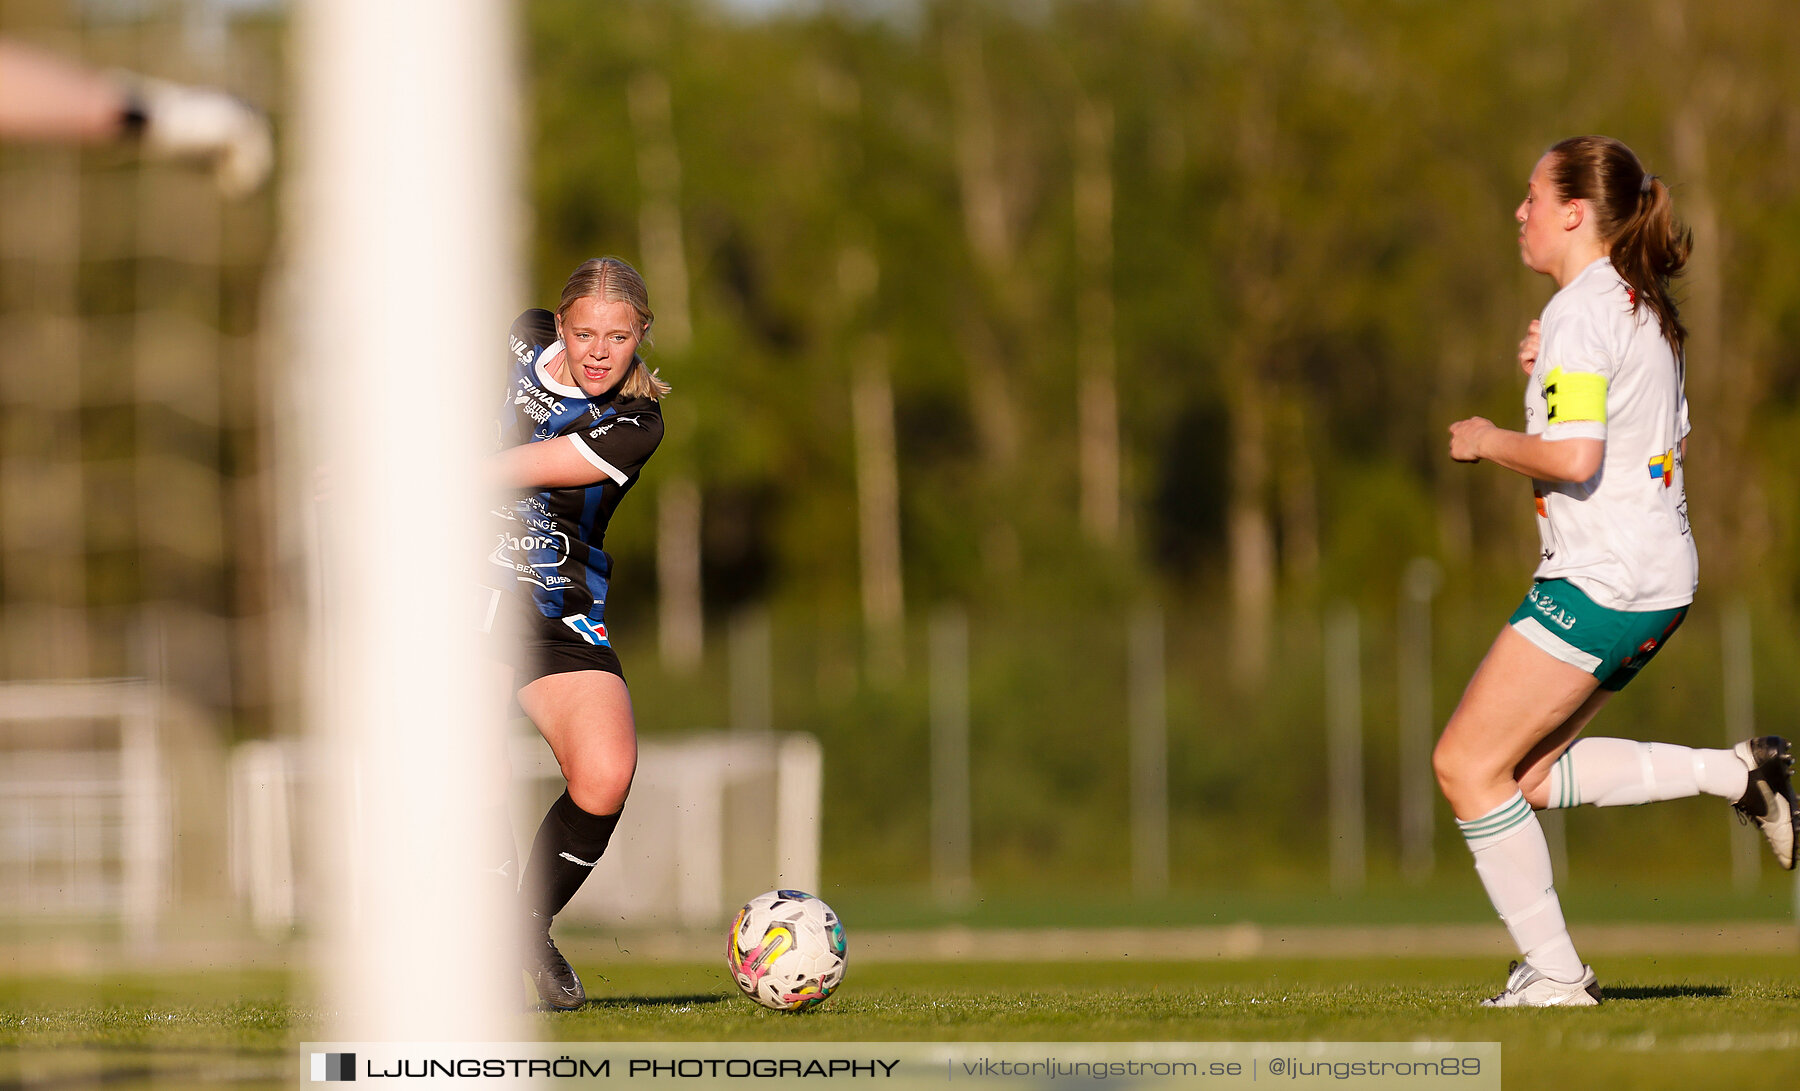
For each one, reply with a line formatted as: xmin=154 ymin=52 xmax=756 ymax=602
xmin=522 ymin=791 xmax=622 ymax=921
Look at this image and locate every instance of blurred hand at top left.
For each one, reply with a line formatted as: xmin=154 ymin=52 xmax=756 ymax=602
xmin=0 ymin=37 xmax=272 ymax=198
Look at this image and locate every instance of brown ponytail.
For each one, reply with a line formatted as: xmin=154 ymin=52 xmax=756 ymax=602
xmin=1546 ymin=136 xmax=1692 ymax=354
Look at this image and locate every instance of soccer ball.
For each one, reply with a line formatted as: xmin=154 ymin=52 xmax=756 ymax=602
xmin=726 ymin=889 xmax=847 ymax=1011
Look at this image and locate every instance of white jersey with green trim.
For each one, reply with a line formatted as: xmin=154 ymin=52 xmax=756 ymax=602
xmin=1524 ymin=256 xmax=1696 ymax=610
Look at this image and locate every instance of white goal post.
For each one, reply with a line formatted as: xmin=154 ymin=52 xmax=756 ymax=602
xmin=293 ymin=0 xmax=523 ymax=1043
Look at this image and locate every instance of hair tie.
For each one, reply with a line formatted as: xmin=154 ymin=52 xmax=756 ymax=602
xmin=1639 ymin=172 xmax=1656 ymax=196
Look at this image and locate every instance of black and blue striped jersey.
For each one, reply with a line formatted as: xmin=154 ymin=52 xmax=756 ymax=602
xmin=487 ymin=309 xmax=663 ymax=642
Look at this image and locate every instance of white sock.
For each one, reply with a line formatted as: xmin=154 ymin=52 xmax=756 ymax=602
xmin=1457 ymin=791 xmax=1584 ymax=983
xmin=1544 ymin=738 xmax=1748 ymax=808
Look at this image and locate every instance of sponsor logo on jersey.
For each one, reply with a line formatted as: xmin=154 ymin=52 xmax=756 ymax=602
xmin=561 ymin=615 xmax=609 ymax=646
xmin=1526 ymin=584 xmax=1577 ymax=630
xmin=513 ymin=381 xmax=569 ymax=426
xmin=587 ymin=414 xmax=644 ymax=441
xmin=1648 ymin=449 xmax=1675 ymax=487
xmin=488 ymin=528 xmax=575 ymax=591
xmin=504 ymin=531 xmax=561 ymax=553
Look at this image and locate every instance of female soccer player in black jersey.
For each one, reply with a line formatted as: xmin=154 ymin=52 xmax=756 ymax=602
xmin=483 ymin=257 xmax=668 ymax=1010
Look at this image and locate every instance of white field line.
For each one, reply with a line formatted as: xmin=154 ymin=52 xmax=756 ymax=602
xmin=1568 ymin=1030 xmax=1800 ymax=1053
xmin=610 ymin=920 xmax=1798 ymax=962
xmin=0 ymin=920 xmax=1791 ymax=972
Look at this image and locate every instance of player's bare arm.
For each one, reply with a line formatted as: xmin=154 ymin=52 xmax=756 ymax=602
xmin=1447 ymin=416 xmax=1601 ymax=482
xmin=0 ymin=40 xmax=121 ymax=140
xmin=492 ymin=434 xmax=612 ymax=491
xmin=0 ymin=37 xmax=271 ymax=196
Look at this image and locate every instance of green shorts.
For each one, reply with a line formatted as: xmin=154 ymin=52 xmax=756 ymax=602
xmin=1507 ymin=579 xmax=1687 ymax=692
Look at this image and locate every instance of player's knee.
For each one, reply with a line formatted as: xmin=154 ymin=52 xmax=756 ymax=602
xmin=1430 ymin=736 xmax=1458 ymax=792
xmin=1432 ymin=736 xmax=1483 ymax=803
xmin=565 ymin=774 xmax=628 ymax=816
xmin=1433 ymin=739 xmax=1516 ymax=812
xmin=562 ymin=756 xmax=634 ymax=816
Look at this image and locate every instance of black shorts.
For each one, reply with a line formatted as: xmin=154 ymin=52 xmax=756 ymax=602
xmin=482 ymin=592 xmax=625 ymax=687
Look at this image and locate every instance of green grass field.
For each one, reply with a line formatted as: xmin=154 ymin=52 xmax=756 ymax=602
xmin=2 ymin=949 xmax=1795 ymax=1090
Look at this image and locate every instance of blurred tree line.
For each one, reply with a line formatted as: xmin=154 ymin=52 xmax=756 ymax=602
xmin=520 ymin=0 xmax=1800 ymax=891
xmin=526 ymin=0 xmax=1800 ymax=660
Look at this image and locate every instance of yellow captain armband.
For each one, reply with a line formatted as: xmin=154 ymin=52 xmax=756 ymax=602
xmin=1544 ymin=367 xmax=1608 ymax=424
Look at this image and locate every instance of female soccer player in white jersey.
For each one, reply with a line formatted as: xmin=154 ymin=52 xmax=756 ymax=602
xmin=1435 ymin=136 xmax=1796 ymax=1007
xmin=482 ymin=257 xmax=669 ymax=1010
